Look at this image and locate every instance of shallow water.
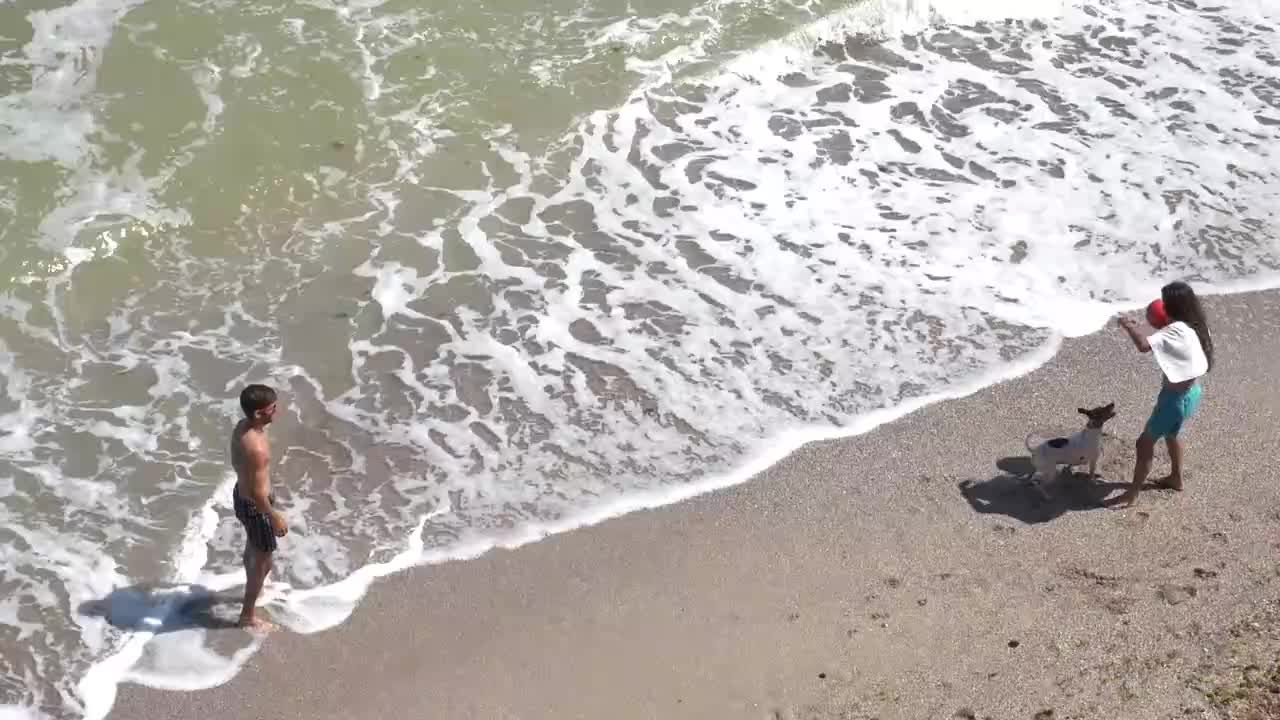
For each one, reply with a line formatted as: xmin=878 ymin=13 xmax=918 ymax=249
xmin=2 ymin=0 xmax=1280 ymax=716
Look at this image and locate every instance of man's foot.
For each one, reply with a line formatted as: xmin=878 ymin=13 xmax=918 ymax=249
xmin=1154 ymin=474 xmax=1183 ymax=491
xmin=238 ymin=615 xmax=277 ymax=634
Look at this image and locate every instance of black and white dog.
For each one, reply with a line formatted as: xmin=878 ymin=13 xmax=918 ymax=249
xmin=1025 ymin=402 xmax=1117 ymax=495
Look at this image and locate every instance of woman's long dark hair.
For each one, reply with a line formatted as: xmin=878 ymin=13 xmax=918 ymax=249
xmin=1162 ymin=280 xmax=1213 ymax=371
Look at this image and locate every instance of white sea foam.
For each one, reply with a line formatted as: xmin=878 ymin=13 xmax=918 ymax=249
xmin=0 ymin=0 xmax=147 ymax=167
xmin=0 ymin=707 xmax=47 ymax=720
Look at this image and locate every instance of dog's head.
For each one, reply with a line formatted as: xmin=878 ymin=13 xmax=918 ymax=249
xmin=1077 ymin=402 xmax=1117 ymax=428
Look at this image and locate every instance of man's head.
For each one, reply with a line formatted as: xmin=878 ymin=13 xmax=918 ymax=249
xmin=240 ymin=384 xmax=278 ymax=426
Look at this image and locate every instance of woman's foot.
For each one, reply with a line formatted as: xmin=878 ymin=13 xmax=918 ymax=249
xmin=1154 ymin=473 xmax=1184 ymax=491
xmin=1111 ymin=489 xmax=1140 ymax=508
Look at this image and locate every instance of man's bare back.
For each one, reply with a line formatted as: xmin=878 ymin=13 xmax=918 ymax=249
xmin=231 ymin=384 xmax=286 ymax=632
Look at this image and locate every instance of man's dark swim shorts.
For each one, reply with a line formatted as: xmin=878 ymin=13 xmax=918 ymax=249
xmin=233 ymin=484 xmax=277 ymax=553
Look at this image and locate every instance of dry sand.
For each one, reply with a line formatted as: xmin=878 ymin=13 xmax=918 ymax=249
xmin=113 ymin=290 xmax=1280 ymax=720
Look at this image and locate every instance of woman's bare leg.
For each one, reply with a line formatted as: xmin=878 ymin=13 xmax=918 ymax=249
xmin=1159 ymin=434 xmax=1184 ymax=491
xmin=1115 ymin=432 xmax=1155 ymax=507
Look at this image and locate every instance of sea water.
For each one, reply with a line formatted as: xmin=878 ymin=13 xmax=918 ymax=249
xmin=1 ymin=0 xmax=1279 ymax=715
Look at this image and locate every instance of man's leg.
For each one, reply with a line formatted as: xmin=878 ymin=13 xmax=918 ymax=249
xmin=1160 ymin=434 xmax=1184 ymax=491
xmin=239 ymin=545 xmax=274 ymax=630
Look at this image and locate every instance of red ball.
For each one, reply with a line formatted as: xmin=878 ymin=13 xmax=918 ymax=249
xmin=1146 ymin=298 xmax=1168 ymax=328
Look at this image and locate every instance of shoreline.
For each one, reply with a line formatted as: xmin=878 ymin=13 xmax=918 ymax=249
xmin=83 ymin=298 xmax=1073 ymax=716
xmin=112 ymin=289 xmax=1280 ymax=719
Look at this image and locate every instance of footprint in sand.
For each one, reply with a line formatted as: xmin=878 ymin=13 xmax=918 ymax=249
xmin=1062 ymin=566 xmax=1124 ymax=588
xmin=1116 ymin=510 xmax=1150 ymax=528
xmin=1103 ymin=596 xmax=1136 ymax=615
xmin=1157 ymin=583 xmax=1198 ymax=606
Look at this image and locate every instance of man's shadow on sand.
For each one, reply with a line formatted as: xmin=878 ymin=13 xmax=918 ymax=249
xmin=78 ymin=584 xmax=243 ymax=634
xmin=958 ymin=456 xmax=1131 ymax=525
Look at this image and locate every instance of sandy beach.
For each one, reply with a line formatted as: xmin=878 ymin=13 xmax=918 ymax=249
xmin=111 ymin=289 xmax=1280 ymax=720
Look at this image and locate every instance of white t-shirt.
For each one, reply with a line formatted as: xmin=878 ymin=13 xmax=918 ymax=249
xmin=1148 ymin=321 xmax=1208 ymax=383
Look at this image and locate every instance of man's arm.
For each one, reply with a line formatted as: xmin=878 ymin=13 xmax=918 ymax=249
xmin=245 ymin=441 xmax=273 ymax=511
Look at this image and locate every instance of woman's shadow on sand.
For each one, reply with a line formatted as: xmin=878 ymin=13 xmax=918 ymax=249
xmin=78 ymin=584 xmax=243 ymax=634
xmin=958 ymin=456 xmax=1130 ymax=525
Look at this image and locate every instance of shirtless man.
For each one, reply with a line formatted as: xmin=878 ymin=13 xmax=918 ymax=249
xmin=230 ymin=383 xmax=288 ymax=631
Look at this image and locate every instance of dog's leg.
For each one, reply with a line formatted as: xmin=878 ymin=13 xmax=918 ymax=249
xmin=1031 ymin=458 xmax=1054 ymax=500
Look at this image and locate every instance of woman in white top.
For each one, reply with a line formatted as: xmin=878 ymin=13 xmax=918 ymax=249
xmin=1114 ymin=281 xmax=1214 ymax=508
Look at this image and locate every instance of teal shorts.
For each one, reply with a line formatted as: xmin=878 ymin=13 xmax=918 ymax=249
xmin=1145 ymin=383 xmax=1202 ymax=438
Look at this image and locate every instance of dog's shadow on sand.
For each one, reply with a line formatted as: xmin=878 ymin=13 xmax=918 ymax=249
xmin=958 ymin=456 xmax=1129 ymax=525
xmin=78 ymin=584 xmax=242 ymax=634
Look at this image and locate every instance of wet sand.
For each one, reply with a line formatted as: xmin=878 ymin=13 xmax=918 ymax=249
xmin=112 ymin=289 xmax=1280 ymax=720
